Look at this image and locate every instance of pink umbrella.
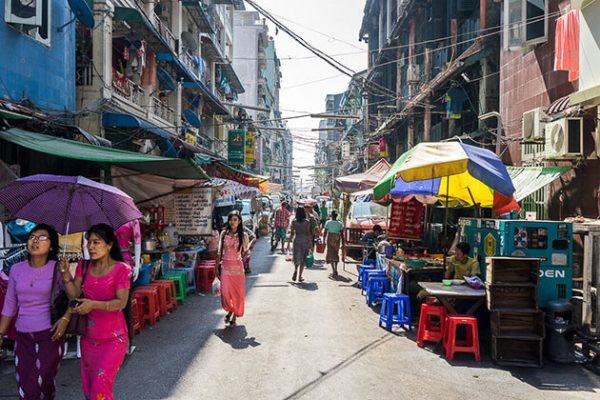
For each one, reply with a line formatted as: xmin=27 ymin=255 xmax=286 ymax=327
xmin=0 ymin=175 xmax=142 ymax=242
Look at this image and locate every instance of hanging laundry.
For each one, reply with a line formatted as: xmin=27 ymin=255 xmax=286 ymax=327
xmin=140 ymin=52 xmax=157 ymax=88
xmin=555 ymin=9 xmax=580 ymax=82
xmin=123 ymin=46 xmax=130 ymax=61
xmin=445 ymin=87 xmax=468 ymax=119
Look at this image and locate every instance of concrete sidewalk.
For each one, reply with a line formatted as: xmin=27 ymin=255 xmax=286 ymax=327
xmin=1 ymin=236 xmax=599 ymax=399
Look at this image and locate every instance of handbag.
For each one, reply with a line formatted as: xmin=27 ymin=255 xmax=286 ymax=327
xmin=50 ymin=260 xmax=89 ymax=336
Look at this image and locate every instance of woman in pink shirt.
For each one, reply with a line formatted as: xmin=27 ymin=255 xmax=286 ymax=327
xmin=0 ymin=224 xmax=66 ymax=400
xmin=68 ymin=224 xmax=132 ymax=400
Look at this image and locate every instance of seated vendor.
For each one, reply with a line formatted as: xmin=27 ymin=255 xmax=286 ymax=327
xmin=445 ymin=242 xmax=480 ymax=280
xmin=360 ymin=224 xmax=384 ymax=260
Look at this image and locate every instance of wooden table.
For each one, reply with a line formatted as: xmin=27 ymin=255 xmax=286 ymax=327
xmin=418 ymin=282 xmax=486 ymax=315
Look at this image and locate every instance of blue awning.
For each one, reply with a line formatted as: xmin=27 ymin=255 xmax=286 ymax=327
xmin=182 ymin=81 xmax=229 ymax=115
xmin=101 ymin=112 xmax=177 ymax=157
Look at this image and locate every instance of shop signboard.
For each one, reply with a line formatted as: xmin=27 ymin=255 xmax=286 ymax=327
xmin=215 ymin=185 xmax=236 ymax=208
xmin=245 ymin=130 xmax=255 ymax=164
xmin=228 ymin=129 xmax=246 ymax=165
xmin=174 ymin=187 xmax=213 ymax=235
xmin=387 ymin=198 xmax=424 ymax=239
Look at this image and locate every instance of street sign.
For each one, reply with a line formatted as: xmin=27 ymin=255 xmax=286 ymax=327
xmin=228 ymin=129 xmax=246 ymax=165
xmin=245 ymin=130 xmax=255 ymax=164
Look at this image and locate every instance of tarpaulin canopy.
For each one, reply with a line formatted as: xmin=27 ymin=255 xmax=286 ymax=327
xmin=335 ymin=159 xmax=391 ymax=193
xmin=507 ymin=166 xmax=572 ymax=201
xmin=0 ymin=128 xmax=209 ymax=180
xmin=204 ymin=162 xmax=269 ymax=190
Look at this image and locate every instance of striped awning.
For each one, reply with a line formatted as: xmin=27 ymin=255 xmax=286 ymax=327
xmin=546 ymin=95 xmax=571 ymax=116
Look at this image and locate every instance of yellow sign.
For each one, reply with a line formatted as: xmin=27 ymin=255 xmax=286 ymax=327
xmin=484 ymin=233 xmax=497 ymax=257
xmin=185 ymin=132 xmax=196 ymax=145
xmin=245 ymin=130 xmax=255 ymax=163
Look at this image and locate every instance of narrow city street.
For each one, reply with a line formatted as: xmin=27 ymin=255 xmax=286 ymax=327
xmin=1 ymin=236 xmax=598 ymax=400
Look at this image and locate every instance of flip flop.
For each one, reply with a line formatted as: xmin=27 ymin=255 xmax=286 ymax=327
xmin=298 ymin=277 xmax=305 ymax=283
xmin=225 ymin=313 xmax=232 ymax=323
xmin=292 ymin=271 xmax=297 ymax=281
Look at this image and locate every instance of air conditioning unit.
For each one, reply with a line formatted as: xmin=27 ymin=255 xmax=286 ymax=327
xmin=407 ymin=64 xmax=421 ymax=83
xmin=544 ymin=118 xmax=584 ymax=159
xmin=4 ymin=0 xmax=43 ymax=26
xmin=522 ymin=108 xmax=547 ymax=142
xmin=341 ymin=141 xmax=351 ymax=159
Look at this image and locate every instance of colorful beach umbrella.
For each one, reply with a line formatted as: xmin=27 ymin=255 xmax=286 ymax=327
xmin=373 ymin=142 xmax=517 ymax=210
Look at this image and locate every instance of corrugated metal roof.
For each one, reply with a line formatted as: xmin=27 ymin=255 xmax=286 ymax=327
xmin=507 ymin=166 xmax=572 ymax=201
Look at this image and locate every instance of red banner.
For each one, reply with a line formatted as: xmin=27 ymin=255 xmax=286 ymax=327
xmin=387 ymin=198 xmax=423 ymax=239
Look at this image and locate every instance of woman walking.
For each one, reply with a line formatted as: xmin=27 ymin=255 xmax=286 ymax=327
xmin=0 ymin=224 xmax=68 ymax=400
xmin=218 ymin=210 xmax=249 ymax=327
xmin=323 ymin=211 xmax=343 ymax=277
xmin=70 ymin=224 xmax=131 ymax=400
xmin=287 ymin=207 xmax=311 ymax=282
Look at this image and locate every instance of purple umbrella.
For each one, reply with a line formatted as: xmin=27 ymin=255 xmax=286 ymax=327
xmin=0 ymin=174 xmax=141 ymax=240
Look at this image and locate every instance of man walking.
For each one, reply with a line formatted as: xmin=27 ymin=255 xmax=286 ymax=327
xmin=272 ymin=201 xmax=291 ymax=253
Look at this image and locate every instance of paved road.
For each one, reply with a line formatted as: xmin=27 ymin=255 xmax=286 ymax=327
xmin=2 ymin=236 xmax=600 ymax=399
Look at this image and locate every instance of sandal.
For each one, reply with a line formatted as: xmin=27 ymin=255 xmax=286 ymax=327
xmin=298 ymin=277 xmax=305 ymax=283
xmin=225 ymin=313 xmax=232 ymax=323
xmin=292 ymin=271 xmax=297 ymax=281
xmin=229 ymin=317 xmax=237 ymax=326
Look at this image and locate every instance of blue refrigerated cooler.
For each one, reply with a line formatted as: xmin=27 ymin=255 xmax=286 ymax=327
xmin=458 ymin=218 xmax=573 ymax=307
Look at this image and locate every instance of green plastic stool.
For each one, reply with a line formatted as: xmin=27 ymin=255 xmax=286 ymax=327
xmin=161 ymin=272 xmax=188 ymax=304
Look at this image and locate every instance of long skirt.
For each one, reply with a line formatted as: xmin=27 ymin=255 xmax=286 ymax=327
xmin=326 ymin=233 xmax=341 ymax=263
xmin=80 ymin=336 xmax=127 ymax=400
xmin=14 ymin=329 xmax=64 ymax=400
xmin=292 ymin=240 xmax=310 ymax=266
xmin=220 ymin=259 xmax=245 ymax=317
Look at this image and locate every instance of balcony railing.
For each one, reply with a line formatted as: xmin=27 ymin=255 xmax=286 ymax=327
xmin=152 ymin=12 xmax=177 ymax=52
xmin=457 ymin=14 xmax=480 ymax=55
xmin=153 ymin=96 xmax=175 ymax=123
xmin=76 ymin=60 xmax=94 ymax=86
xmin=112 ymin=69 xmax=144 ymax=108
xmin=181 ymin=51 xmax=200 ymax=79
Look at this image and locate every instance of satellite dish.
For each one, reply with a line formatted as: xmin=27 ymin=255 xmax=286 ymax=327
xmin=184 ymin=109 xmax=202 ymax=128
xmin=67 ymin=0 xmax=94 ymax=28
xmin=181 ymin=31 xmax=198 ymax=53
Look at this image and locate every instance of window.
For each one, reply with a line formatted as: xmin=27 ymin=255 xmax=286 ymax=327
xmin=504 ymin=0 xmax=548 ymax=50
xmin=4 ymin=0 xmax=51 ymax=46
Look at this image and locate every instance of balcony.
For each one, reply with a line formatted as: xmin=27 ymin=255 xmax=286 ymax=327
xmin=201 ymin=33 xmax=226 ymax=62
xmin=113 ymin=6 xmax=176 ymax=54
xmin=181 ymin=51 xmax=201 ymax=80
xmin=152 ymin=96 xmax=175 ymax=124
xmin=76 ymin=60 xmax=94 ymax=87
xmin=151 ymin=12 xmax=177 ymax=52
xmin=182 ymin=1 xmax=215 ymax=33
xmin=112 ymin=69 xmax=144 ymax=110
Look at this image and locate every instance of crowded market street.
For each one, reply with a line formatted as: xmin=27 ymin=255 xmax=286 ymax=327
xmin=1 ymin=237 xmax=597 ymax=400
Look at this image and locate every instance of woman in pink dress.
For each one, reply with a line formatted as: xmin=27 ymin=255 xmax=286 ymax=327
xmin=218 ymin=210 xmax=249 ymax=327
xmin=69 ymin=224 xmax=131 ymax=400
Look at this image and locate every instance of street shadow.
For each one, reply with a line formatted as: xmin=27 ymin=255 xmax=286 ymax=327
xmin=213 ymin=325 xmax=261 ymax=350
xmin=292 ymin=281 xmax=319 ymax=291
xmin=328 ymin=274 xmax=352 ymax=283
xmin=506 ymin=363 xmax=600 ymax=393
xmin=282 ymin=334 xmax=394 ymax=400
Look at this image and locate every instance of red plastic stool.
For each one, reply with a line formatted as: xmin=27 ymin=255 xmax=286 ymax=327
xmin=133 ymin=286 xmax=160 ymax=326
xmin=196 ymin=264 xmax=216 ymax=293
xmin=442 ymin=314 xmax=481 ymax=361
xmin=416 ymin=303 xmax=447 ymax=347
xmin=151 ymin=280 xmax=177 ymax=313
xmin=130 ymin=298 xmax=142 ymax=335
xmin=149 ymin=282 xmax=169 ymax=316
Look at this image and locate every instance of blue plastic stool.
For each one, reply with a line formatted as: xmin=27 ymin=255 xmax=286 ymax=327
xmin=366 ymin=276 xmax=390 ymax=306
xmin=362 ymin=259 xmax=376 ymax=266
xmin=172 ymin=266 xmax=197 ymax=294
xmin=357 ymin=264 xmax=377 ymax=288
xmin=379 ymin=293 xmax=412 ymax=332
xmin=361 ymin=269 xmax=387 ymax=295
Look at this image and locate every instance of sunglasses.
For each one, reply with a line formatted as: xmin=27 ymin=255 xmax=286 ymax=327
xmin=28 ymin=235 xmax=49 ymax=242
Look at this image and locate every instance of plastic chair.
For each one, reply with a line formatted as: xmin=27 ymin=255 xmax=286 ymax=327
xmin=132 ymin=286 xmax=160 ymax=326
xmin=172 ymin=266 xmax=197 ymax=293
xmin=416 ymin=303 xmax=447 ymax=347
xmin=148 ymin=281 xmax=168 ymax=316
xmin=379 ymin=293 xmax=411 ymax=332
xmin=362 ymin=258 xmax=376 ymax=266
xmin=365 ymin=276 xmax=390 ymax=306
xmin=361 ymin=269 xmax=387 ymax=295
xmin=195 ymin=264 xmax=217 ymax=293
xmin=130 ymin=297 xmax=143 ymax=335
xmin=442 ymin=314 xmax=481 ymax=361
xmin=161 ymin=272 xmax=187 ymax=304
xmin=357 ymin=264 xmax=377 ymax=288
xmin=150 ymin=280 xmax=177 ymax=313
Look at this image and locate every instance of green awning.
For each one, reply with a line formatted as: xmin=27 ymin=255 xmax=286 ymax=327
xmin=507 ymin=166 xmax=572 ymax=201
xmin=0 ymin=128 xmax=209 ymax=180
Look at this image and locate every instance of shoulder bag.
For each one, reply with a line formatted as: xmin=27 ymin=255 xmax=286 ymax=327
xmin=50 ymin=260 xmax=89 ymax=336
